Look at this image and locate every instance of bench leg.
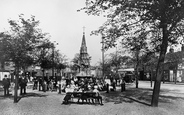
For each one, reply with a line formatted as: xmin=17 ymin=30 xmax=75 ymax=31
xmin=88 ymin=99 xmax=91 ymax=104
xmin=91 ymin=99 xmax=94 ymax=104
xmin=99 ymin=97 xmax=103 ymax=105
xmin=77 ymin=98 xmax=80 ymax=103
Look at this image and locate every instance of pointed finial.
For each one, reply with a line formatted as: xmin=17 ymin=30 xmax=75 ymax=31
xmin=83 ymin=26 xmax=85 ymax=35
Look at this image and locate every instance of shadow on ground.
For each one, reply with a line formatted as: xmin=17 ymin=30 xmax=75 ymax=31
xmin=101 ymin=87 xmax=184 ymax=106
xmin=0 ymin=92 xmax=48 ymax=102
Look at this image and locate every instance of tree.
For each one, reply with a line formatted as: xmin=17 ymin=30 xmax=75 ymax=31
xmin=83 ymin=0 xmax=184 ymax=107
xmin=0 ymin=14 xmax=49 ymax=103
xmin=71 ymin=53 xmax=80 ymax=71
xmin=108 ymin=52 xmax=120 ymax=72
xmin=54 ymin=50 xmax=68 ymax=76
xmin=35 ymin=40 xmax=53 ymax=69
xmin=72 ymin=53 xmax=80 ymax=64
xmin=0 ymin=33 xmax=11 ymax=69
xmin=122 ymin=30 xmax=149 ymax=88
xmin=108 ymin=51 xmax=132 ymax=76
xmin=98 ymin=52 xmax=132 ymax=78
xmin=140 ymin=52 xmax=159 ymax=87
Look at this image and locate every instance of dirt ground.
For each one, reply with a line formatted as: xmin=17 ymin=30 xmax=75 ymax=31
xmin=0 ymin=81 xmax=184 ymax=115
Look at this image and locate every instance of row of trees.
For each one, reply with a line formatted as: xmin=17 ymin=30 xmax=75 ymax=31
xmin=97 ymin=47 xmax=158 ymax=79
xmin=82 ymin=0 xmax=184 ymax=107
xmin=0 ymin=14 xmax=67 ymax=102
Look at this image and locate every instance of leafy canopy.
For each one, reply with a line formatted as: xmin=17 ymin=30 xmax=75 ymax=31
xmin=83 ymin=0 xmax=184 ymax=51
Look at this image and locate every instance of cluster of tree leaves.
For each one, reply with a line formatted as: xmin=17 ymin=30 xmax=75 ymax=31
xmin=71 ymin=53 xmax=91 ymax=72
xmin=165 ymin=48 xmax=184 ymax=65
xmin=165 ymin=48 xmax=184 ymax=83
xmin=71 ymin=53 xmax=80 ymax=71
xmin=97 ymin=51 xmax=133 ymax=77
xmin=54 ymin=49 xmax=67 ymax=70
xmin=0 ymin=14 xmax=68 ymax=103
xmin=0 ymin=14 xmax=66 ymax=72
xmin=84 ymin=0 xmax=184 ymax=49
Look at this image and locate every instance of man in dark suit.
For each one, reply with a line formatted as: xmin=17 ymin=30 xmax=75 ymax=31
xmin=2 ymin=75 xmax=10 ymax=96
xmin=19 ymin=75 xmax=28 ymax=95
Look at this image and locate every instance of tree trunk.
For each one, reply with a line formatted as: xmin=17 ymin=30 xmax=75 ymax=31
xmin=42 ymin=69 xmax=45 ymax=91
xmin=135 ymin=49 xmax=139 ymax=88
xmin=150 ymin=70 xmax=153 ymax=87
xmin=135 ymin=68 xmax=139 ymax=88
xmin=14 ymin=66 xmax=19 ymax=103
xmin=151 ymin=24 xmax=168 ymax=107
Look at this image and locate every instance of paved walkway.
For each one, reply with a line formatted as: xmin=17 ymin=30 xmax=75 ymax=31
xmin=0 ymin=81 xmax=184 ymax=115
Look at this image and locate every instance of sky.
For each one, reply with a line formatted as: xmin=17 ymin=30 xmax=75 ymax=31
xmin=0 ymin=0 xmax=116 ymax=66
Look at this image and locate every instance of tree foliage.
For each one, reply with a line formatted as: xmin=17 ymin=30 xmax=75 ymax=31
xmin=0 ymin=14 xmax=52 ymax=102
xmin=108 ymin=52 xmax=132 ymax=69
xmin=84 ymin=0 xmax=184 ymax=50
xmin=71 ymin=53 xmax=80 ymax=71
xmin=0 ymin=14 xmax=48 ymax=69
xmin=165 ymin=49 xmax=184 ymax=64
xmin=54 ymin=50 xmax=67 ymax=70
xmin=99 ymin=52 xmax=132 ymax=77
xmin=72 ymin=53 xmax=80 ymax=64
xmin=83 ymin=0 xmax=184 ymax=107
xmin=34 ymin=39 xmax=53 ymax=69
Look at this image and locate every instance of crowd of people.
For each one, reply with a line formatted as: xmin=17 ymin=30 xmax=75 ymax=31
xmin=32 ymin=76 xmax=58 ymax=92
xmin=61 ymin=76 xmax=107 ymax=93
xmin=1 ymin=74 xmax=28 ymax=96
xmin=31 ymin=75 xmax=121 ymax=94
xmin=62 ymin=76 xmax=105 ymax=105
xmin=1 ymin=73 xmax=123 ymax=99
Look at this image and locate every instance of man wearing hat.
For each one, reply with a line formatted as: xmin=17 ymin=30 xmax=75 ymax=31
xmin=19 ymin=75 xmax=28 ymax=95
xmin=2 ymin=75 xmax=10 ymax=96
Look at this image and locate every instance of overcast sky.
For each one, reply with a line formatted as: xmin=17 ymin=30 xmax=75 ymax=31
xmin=0 ymin=0 xmax=116 ymax=65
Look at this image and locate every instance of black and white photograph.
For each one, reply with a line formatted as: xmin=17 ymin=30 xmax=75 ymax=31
xmin=0 ymin=0 xmax=184 ymax=115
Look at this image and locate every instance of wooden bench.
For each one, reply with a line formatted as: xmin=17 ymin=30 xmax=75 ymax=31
xmin=63 ymin=92 xmax=103 ymax=105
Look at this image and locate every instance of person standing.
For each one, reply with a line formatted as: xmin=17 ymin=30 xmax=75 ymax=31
xmin=49 ymin=79 xmax=54 ymax=91
xmin=112 ymin=79 xmax=116 ymax=91
xmin=2 ymin=75 xmax=10 ymax=96
xmin=33 ymin=77 xmax=38 ymax=90
xmin=19 ymin=75 xmax=28 ymax=95
xmin=43 ymin=80 xmax=47 ymax=92
xmin=38 ymin=77 xmax=43 ymax=91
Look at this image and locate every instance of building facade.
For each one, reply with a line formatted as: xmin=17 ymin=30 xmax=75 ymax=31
xmin=163 ymin=45 xmax=184 ymax=82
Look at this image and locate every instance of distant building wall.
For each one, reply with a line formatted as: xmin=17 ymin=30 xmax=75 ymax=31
xmin=0 ymin=71 xmax=10 ymax=81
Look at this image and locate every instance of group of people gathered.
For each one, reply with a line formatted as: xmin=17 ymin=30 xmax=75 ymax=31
xmin=32 ymin=76 xmax=58 ymax=92
xmin=2 ymin=74 xmax=28 ymax=96
xmin=62 ymin=77 xmax=107 ymax=93
xmin=62 ymin=76 xmax=105 ymax=105
xmin=2 ymin=75 xmax=11 ymax=96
